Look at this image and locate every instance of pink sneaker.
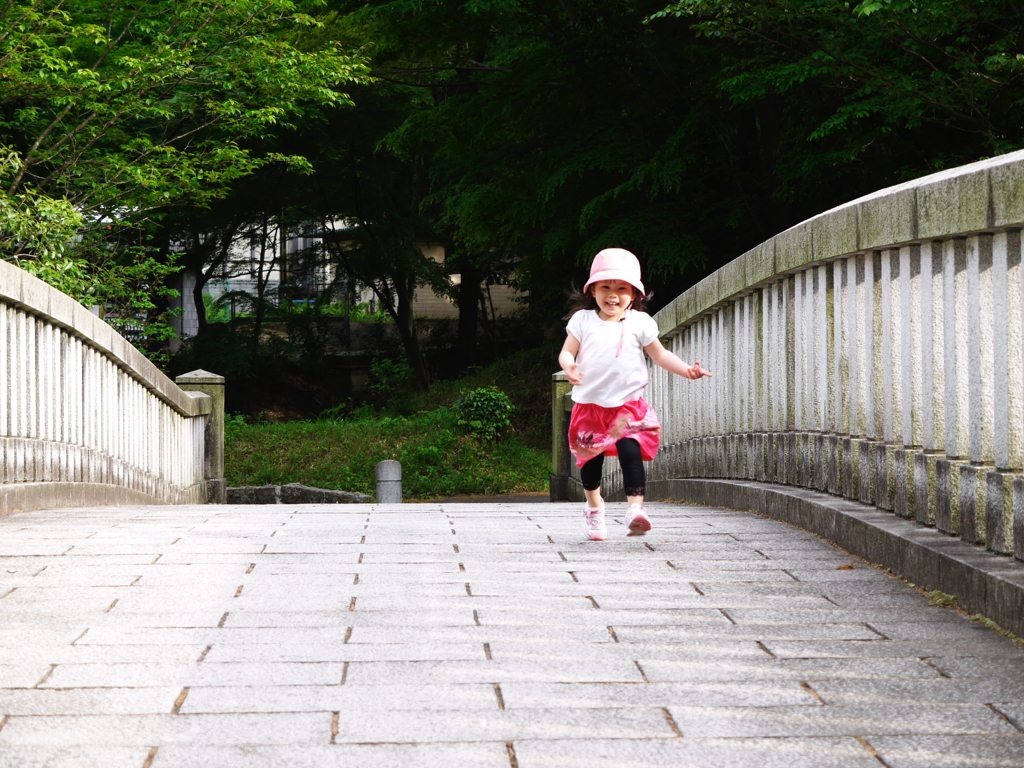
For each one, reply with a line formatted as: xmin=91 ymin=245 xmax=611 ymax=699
xmin=583 ymin=507 xmax=607 ymax=541
xmin=626 ymin=505 xmax=652 ymax=535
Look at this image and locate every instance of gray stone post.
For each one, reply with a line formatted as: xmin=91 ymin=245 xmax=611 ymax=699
xmin=176 ymin=369 xmax=226 ymax=503
xmin=376 ymin=460 xmax=402 ymax=503
xmin=550 ymin=372 xmax=572 ymax=501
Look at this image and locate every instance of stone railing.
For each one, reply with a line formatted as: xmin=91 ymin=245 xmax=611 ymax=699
xmin=0 ymin=261 xmax=225 ymax=514
xmin=553 ymin=149 xmax=1024 ymax=565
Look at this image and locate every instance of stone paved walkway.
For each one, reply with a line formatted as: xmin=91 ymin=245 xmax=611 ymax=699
xmin=1 ymin=501 xmax=1024 ymax=767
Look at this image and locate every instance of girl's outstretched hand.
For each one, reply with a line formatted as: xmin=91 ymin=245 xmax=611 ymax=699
xmin=687 ymin=361 xmax=712 ymax=380
xmin=563 ymin=363 xmax=584 ymax=386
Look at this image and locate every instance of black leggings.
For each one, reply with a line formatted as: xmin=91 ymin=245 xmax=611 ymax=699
xmin=580 ymin=437 xmax=645 ymax=497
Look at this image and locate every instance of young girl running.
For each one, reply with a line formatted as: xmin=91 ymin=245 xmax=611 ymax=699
xmin=559 ymin=248 xmax=711 ymax=541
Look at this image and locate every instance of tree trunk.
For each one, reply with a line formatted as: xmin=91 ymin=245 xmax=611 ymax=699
xmin=456 ymin=255 xmax=481 ymax=369
xmin=392 ymin=269 xmax=430 ymax=390
xmin=193 ymin=270 xmax=209 ymax=335
xmin=251 ymin=215 xmax=275 ymax=347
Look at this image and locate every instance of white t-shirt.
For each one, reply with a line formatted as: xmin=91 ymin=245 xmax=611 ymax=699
xmin=566 ymin=309 xmax=660 ymax=407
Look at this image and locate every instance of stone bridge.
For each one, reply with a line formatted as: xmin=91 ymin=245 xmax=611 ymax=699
xmin=3 ymin=153 xmax=1024 ymax=766
xmin=553 ymin=149 xmax=1024 ymax=638
xmin=0 ymin=261 xmax=225 ymax=514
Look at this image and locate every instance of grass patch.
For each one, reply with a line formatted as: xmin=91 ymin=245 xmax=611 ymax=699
xmin=225 ymin=347 xmax=557 ymax=500
xmin=926 ymin=590 xmax=959 ymax=608
xmin=970 ymin=614 xmax=1024 ymax=645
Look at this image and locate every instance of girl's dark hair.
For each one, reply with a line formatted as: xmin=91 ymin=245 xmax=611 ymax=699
xmin=563 ymin=284 xmax=649 ymax=319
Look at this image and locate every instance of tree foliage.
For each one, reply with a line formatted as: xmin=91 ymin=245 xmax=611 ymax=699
xmin=329 ymin=0 xmax=1024 ymax=316
xmin=15 ymin=0 xmax=1022 ymax=381
xmin=651 ymin=0 xmax=1024 ymax=196
xmin=0 ymin=0 xmax=370 ymax=323
xmin=345 ymin=0 xmax=730 ymax=306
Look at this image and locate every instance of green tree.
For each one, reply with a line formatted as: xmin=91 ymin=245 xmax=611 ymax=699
xmin=0 ymin=0 xmax=370 ymax=334
xmin=335 ymin=0 xmax=762 ymax=313
xmin=342 ymin=0 xmax=1024 ymax=318
xmin=0 ymin=149 xmax=84 ymax=293
xmin=304 ymin=84 xmax=449 ymax=390
xmin=650 ymin=0 xmax=1024 ymax=198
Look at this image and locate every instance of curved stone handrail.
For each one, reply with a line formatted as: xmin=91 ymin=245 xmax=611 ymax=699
xmin=0 ymin=260 xmax=224 ymax=513
xmin=552 ymin=148 xmax=1024 ymax=632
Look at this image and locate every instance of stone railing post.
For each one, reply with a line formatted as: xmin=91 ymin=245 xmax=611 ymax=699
xmin=376 ymin=460 xmax=402 ymax=503
xmin=176 ymin=369 xmax=226 ymax=503
xmin=550 ymin=372 xmax=573 ymax=501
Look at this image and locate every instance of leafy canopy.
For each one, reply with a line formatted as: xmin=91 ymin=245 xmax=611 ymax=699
xmin=651 ymin=0 xmax=1024 ymax=180
xmin=0 ymin=0 xmax=371 ymax=305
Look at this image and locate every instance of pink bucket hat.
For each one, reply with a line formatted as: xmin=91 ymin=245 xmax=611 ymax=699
xmin=583 ymin=248 xmax=645 ymax=296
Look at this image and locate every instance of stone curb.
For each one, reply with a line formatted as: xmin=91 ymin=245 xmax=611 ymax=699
xmin=226 ymin=483 xmax=370 ymax=505
xmin=649 ymin=477 xmax=1024 ymax=638
xmin=0 ymin=480 xmax=212 ymax=516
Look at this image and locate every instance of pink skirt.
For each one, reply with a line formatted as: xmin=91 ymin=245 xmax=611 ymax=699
xmin=568 ymin=398 xmax=661 ymax=468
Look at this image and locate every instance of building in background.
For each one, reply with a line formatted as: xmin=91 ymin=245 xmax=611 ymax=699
xmin=169 ymin=224 xmax=525 ymax=341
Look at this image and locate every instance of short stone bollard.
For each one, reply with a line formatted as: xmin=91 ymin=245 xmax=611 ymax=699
xmin=375 ymin=460 xmax=402 ymax=503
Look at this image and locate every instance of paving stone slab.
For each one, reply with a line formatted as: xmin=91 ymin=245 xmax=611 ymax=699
xmin=640 ymin=657 xmax=944 ymax=682
xmin=223 ymin=609 xmax=478 ymax=628
xmin=863 ymin=620 xmax=1018 ymax=642
xmin=665 ymin=703 xmax=1020 ymax=737
xmin=612 ymin=623 xmax=883 ymax=643
xmin=68 ymin=627 xmax=218 ymax=646
xmin=512 ymin=736 xmax=881 ymax=768
xmin=346 ymin=625 xmax=617 ymax=644
xmin=7 ymin=644 xmax=209 ymax=666
xmin=0 ymin=745 xmax=153 ymax=768
xmin=84 ymin=610 xmax=231 ymax=626
xmin=475 ymin=607 xmax=730 ymax=626
xmin=0 ymin=664 xmax=56 ymax=688
xmin=180 ymin=683 xmax=500 ymax=714
xmin=692 ymin=582 xmax=922 ymax=597
xmin=0 ymin=628 xmax=91 ymax=647
xmin=329 ymin=706 xmax=677 ymax=743
xmin=925 ymin=655 xmax=1024 ymax=679
xmin=238 ymin=564 xmax=360 ymax=575
xmin=764 ymin=639 xmax=1019 ymax=659
xmin=39 ymin=662 xmax=347 ymax=688
xmin=361 ymin=570 xmax=576 ymax=584
xmin=487 ymin=640 xmax=779 ymax=662
xmin=0 ymin=712 xmax=330 ymax=746
xmin=351 ymin=594 xmax=600 ymax=611
xmin=777 ymin=568 xmax=902 ymax=582
xmin=343 ymin=659 xmax=645 ymax=685
xmin=150 ymin=742 xmax=512 ymax=768
xmin=866 ymin=734 xmax=1024 ymax=767
xmin=0 ymin=687 xmax=181 ymax=716
xmin=991 ymin=701 xmax=1024 ymax=730
xmin=203 ymin=641 xmax=487 ymax=663
xmin=322 ymin=582 xmax=472 ymax=597
xmin=723 ymin=607 xmax=965 ymax=624
xmin=0 ymin=544 xmax=85 ymax=556
xmin=810 ymin=677 xmax=1024 ymax=705
xmin=125 ymin=552 xmax=278 ymax=565
xmin=459 ymin=560 xmax=675 ymax=572
xmin=261 ymin=558 xmax=455 ymax=571
xmin=818 ymin=594 xmax=950 ymax=609
xmin=2 ymin=587 xmax=126 ymax=603
xmin=499 ymin=680 xmax=817 ymax=709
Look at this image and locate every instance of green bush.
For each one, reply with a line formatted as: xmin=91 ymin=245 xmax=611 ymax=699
xmin=453 ymin=387 xmax=515 ymax=441
xmin=369 ymin=357 xmax=413 ymax=396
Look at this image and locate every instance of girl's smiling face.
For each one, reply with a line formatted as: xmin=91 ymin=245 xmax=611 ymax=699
xmin=591 ymin=280 xmax=636 ymax=321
